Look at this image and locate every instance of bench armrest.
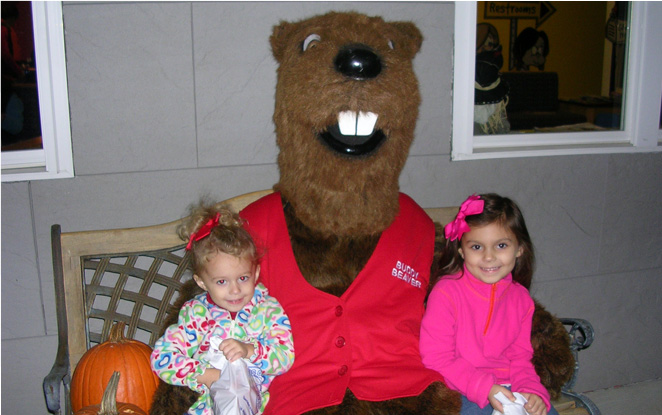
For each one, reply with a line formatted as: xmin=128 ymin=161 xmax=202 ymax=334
xmin=43 ymin=355 xmax=70 ymax=414
xmin=559 ymin=317 xmax=595 ymax=394
xmin=43 ymin=225 xmax=71 ymax=414
xmin=559 ymin=318 xmax=595 ymax=352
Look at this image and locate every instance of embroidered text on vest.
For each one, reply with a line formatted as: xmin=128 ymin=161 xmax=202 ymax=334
xmin=392 ymin=260 xmax=422 ymax=288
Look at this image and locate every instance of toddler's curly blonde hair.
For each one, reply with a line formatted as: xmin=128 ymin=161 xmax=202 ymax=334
xmin=178 ymin=200 xmax=259 ymax=275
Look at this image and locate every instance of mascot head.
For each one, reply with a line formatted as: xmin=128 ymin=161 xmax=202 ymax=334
xmin=270 ymin=12 xmax=423 ymax=236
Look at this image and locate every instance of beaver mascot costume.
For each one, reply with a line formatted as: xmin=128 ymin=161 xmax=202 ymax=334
xmin=150 ymin=11 xmax=573 ymax=415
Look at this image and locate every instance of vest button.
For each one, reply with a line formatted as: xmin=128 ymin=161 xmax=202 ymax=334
xmin=338 ymin=365 xmax=348 ymax=376
xmin=335 ymin=336 xmax=346 ymax=348
xmin=335 ymin=305 xmax=343 ymax=317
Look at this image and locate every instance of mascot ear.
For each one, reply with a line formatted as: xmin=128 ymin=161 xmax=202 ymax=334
xmin=270 ymin=21 xmax=293 ymax=63
xmin=390 ymin=21 xmax=423 ymax=59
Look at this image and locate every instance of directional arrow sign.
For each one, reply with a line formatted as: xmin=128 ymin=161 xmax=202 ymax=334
xmin=484 ymin=1 xmax=556 ymax=28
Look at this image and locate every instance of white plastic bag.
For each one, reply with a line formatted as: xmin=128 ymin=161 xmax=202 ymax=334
xmin=491 ymin=391 xmax=530 ymax=415
xmin=206 ymin=337 xmax=262 ymax=415
xmin=209 ymin=358 xmax=262 ymax=415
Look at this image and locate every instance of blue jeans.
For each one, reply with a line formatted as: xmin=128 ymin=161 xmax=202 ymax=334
xmin=460 ymin=393 xmax=560 ymax=415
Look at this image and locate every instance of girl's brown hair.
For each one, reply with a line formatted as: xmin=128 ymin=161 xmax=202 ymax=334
xmin=432 ymin=193 xmax=535 ymax=290
xmin=178 ymin=200 xmax=259 ymax=275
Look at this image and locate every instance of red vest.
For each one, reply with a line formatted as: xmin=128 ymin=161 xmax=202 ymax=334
xmin=241 ymin=192 xmax=443 ymax=414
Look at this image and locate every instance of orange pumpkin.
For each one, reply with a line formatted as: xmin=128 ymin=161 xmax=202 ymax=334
xmin=71 ymin=322 xmax=159 ymax=413
xmin=74 ymin=371 xmax=147 ymax=415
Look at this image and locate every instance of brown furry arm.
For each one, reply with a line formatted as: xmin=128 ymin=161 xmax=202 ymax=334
xmin=531 ymin=301 xmax=575 ymax=399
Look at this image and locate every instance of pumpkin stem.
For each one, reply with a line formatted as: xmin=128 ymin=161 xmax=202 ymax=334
xmin=99 ymin=371 xmax=120 ymax=415
xmin=109 ymin=321 xmax=128 ymax=343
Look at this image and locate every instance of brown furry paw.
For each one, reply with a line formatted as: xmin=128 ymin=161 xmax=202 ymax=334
xmin=149 ymin=380 xmax=199 ymax=415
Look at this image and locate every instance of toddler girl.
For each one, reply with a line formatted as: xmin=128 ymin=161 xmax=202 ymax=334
xmin=151 ymin=202 xmax=295 ymax=415
xmin=420 ymin=194 xmax=557 ymax=415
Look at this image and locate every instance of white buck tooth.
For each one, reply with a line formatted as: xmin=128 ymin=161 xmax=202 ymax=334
xmin=337 ymin=111 xmax=378 ymax=136
xmin=356 ymin=112 xmax=378 ymax=136
xmin=338 ymin=111 xmax=357 ymax=136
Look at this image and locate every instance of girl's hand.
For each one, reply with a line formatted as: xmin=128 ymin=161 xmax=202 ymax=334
xmin=220 ymin=338 xmax=255 ymax=362
xmin=488 ymin=384 xmax=514 ymax=414
xmin=195 ymin=367 xmax=221 ymax=389
xmin=520 ymin=392 xmax=547 ymax=415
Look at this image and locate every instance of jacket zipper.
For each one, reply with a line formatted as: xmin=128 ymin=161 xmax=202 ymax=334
xmin=483 ymin=284 xmax=496 ymax=335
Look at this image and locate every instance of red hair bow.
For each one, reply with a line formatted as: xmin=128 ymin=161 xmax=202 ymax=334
xmin=186 ymin=212 xmax=221 ymax=250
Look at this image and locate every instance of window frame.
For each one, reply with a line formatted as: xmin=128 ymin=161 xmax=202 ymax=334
xmin=1 ymin=1 xmax=73 ymax=182
xmin=452 ymin=1 xmax=662 ymax=160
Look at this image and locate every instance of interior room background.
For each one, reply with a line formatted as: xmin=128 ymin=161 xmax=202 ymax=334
xmin=1 ymin=2 xmax=661 ymax=414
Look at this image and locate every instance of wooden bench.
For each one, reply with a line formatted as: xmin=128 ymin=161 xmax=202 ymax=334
xmin=42 ymin=189 xmax=600 ymax=415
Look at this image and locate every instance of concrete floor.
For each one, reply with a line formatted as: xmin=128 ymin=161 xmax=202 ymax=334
xmin=582 ymin=378 xmax=662 ymax=415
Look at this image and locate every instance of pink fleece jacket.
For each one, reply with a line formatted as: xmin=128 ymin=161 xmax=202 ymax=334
xmin=420 ymin=265 xmax=551 ymax=410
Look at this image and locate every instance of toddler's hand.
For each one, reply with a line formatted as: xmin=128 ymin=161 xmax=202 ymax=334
xmin=220 ymin=338 xmax=255 ymax=362
xmin=488 ymin=384 xmax=514 ymax=414
xmin=520 ymin=392 xmax=547 ymax=415
xmin=195 ymin=367 xmax=221 ymax=389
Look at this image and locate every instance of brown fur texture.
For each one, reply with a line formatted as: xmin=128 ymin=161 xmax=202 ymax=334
xmin=531 ymin=301 xmax=575 ymax=399
xmin=271 ymin=12 xmax=423 ymax=237
xmin=150 ymin=11 xmax=571 ymax=415
xmin=283 ymin=201 xmax=381 ymax=296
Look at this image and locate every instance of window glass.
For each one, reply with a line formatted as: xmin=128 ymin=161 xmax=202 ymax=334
xmin=2 ymin=1 xmax=43 ymax=152
xmin=474 ymin=1 xmax=628 ymax=136
xmin=2 ymin=1 xmax=73 ymax=182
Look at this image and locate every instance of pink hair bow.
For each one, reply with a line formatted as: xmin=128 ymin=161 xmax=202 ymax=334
xmin=186 ymin=212 xmax=221 ymax=250
xmin=444 ymin=195 xmax=484 ymax=241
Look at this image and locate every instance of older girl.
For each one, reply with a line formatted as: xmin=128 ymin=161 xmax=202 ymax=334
xmin=421 ymin=194 xmax=557 ymax=415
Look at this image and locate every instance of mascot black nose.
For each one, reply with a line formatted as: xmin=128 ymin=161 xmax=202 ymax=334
xmin=334 ymin=44 xmax=382 ymax=80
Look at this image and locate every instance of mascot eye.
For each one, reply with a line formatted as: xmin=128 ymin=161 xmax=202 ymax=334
xmin=387 ymin=39 xmax=395 ymax=50
xmin=303 ymin=34 xmax=321 ymax=51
